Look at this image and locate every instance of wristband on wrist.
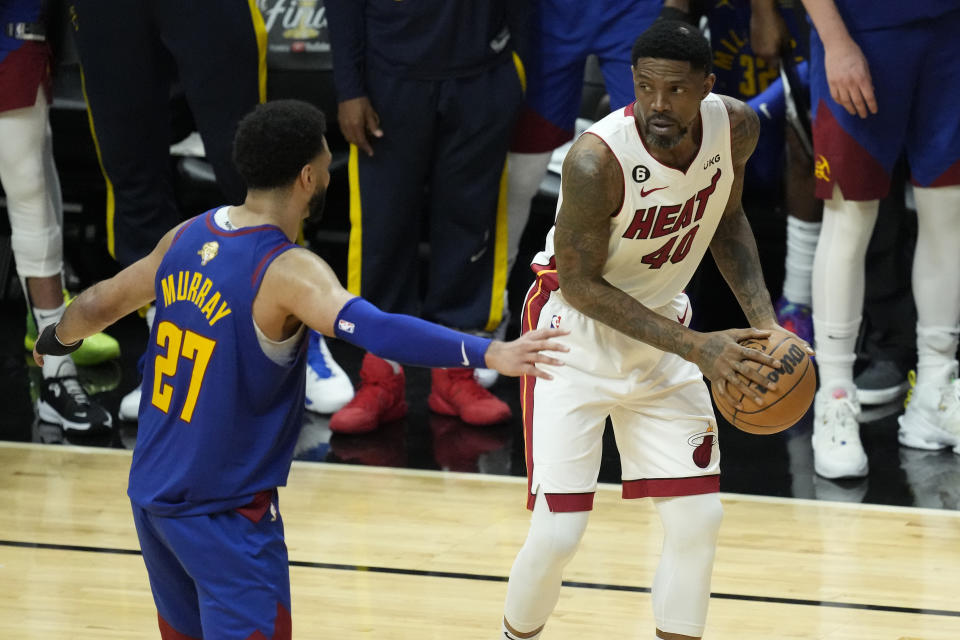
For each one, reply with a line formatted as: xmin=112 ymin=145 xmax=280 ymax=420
xmin=35 ymin=324 xmax=83 ymax=357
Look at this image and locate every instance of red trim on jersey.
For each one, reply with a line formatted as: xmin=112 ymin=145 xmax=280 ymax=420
xmin=919 ymin=157 xmax=960 ymax=188
xmin=158 ymin=614 xmax=201 ymax=640
xmin=522 ymin=257 xmax=558 ymax=510
xmin=582 ymin=132 xmax=626 ymax=218
xmin=251 ymin=242 xmax=295 ymax=288
xmin=812 ymin=99 xmax=890 ymax=200
xmin=244 ymin=602 xmax=292 ymax=640
xmin=544 ymin=492 xmax=596 ymax=512
xmin=511 ymin=105 xmax=576 ymax=153
xmin=622 ymin=474 xmax=720 ymax=499
xmin=234 ymin=489 xmax=274 ymax=523
xmin=629 ymin=100 xmax=704 ymax=176
xmin=171 ymin=216 xmax=201 ymax=247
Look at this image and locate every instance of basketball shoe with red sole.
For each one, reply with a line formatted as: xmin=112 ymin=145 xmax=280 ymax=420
xmin=428 ymin=368 xmax=512 ymax=426
xmin=330 ymin=354 xmax=407 ymax=434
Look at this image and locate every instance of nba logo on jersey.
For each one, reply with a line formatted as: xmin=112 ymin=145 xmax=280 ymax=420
xmin=550 ymin=315 xmax=561 ymax=329
xmin=338 ymin=319 xmax=355 ymax=334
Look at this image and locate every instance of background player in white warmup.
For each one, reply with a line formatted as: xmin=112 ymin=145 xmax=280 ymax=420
xmin=501 ymin=21 xmax=811 ymax=640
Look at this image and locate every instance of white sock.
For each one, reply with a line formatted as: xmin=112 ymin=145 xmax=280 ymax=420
xmin=782 ymin=216 xmax=821 ymax=306
xmin=812 ymin=190 xmax=879 ymax=391
xmin=912 ymin=186 xmax=960 ymax=388
xmin=33 ymin=302 xmax=78 ymax=379
xmin=916 ymin=325 xmax=959 ymax=388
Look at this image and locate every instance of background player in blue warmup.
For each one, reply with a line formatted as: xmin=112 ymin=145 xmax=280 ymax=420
xmin=33 ymin=100 xmax=568 ymax=640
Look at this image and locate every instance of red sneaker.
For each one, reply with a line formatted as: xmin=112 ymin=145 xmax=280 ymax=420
xmin=330 ymin=354 xmax=407 ymax=434
xmin=428 ymin=368 xmax=512 ymax=426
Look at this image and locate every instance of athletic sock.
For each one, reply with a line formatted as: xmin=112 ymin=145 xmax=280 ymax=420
xmin=782 ymin=215 xmax=820 ymax=306
xmin=32 ymin=302 xmax=78 ymax=379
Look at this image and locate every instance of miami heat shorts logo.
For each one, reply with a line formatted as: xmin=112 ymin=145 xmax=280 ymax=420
xmin=687 ymin=427 xmax=716 ymax=469
xmin=815 ymin=155 xmax=831 ymax=182
xmin=550 ymin=315 xmax=562 ymax=329
xmin=197 ymin=241 xmax=219 ymax=266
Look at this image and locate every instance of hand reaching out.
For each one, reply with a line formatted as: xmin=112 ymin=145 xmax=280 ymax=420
xmin=484 ymin=328 xmax=569 ymax=379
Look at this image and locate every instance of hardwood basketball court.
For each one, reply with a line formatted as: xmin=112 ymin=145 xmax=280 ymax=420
xmin=1 ymin=442 xmax=958 ymax=639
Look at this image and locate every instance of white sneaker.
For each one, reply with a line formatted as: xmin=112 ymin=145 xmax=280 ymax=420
xmin=305 ymin=331 xmax=354 ymax=414
xmin=812 ymin=385 xmax=868 ymax=479
xmin=119 ymin=386 xmax=142 ymax=422
xmin=898 ymin=368 xmax=960 ymax=453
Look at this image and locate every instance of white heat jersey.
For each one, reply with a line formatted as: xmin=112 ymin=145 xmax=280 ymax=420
xmin=532 ymin=93 xmax=734 ymax=309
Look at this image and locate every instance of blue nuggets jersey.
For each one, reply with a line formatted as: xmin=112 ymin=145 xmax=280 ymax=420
xmin=831 ymin=0 xmax=959 ymax=31
xmin=705 ymin=0 xmax=808 ymax=100
xmin=128 ymin=209 xmax=307 ymax=517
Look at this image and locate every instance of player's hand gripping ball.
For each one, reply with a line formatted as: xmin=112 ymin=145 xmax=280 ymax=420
xmin=712 ymin=330 xmax=816 ymax=435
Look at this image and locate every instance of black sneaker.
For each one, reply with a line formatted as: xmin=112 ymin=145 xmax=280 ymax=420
xmin=855 ymin=359 xmax=909 ymax=405
xmin=37 ymin=376 xmax=113 ymax=433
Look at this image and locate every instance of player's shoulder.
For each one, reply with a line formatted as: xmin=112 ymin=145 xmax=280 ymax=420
xmin=716 ymin=93 xmax=760 ymax=165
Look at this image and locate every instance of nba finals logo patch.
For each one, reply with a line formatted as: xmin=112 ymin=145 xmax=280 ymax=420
xmin=550 ymin=315 xmax=562 ymax=329
xmin=198 ymin=241 xmax=219 ymax=266
xmin=687 ymin=426 xmax=716 ymax=469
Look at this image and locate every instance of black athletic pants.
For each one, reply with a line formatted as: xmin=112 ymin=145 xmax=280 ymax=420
xmin=346 ymin=56 xmax=524 ymax=332
xmin=69 ymin=0 xmax=265 ymax=266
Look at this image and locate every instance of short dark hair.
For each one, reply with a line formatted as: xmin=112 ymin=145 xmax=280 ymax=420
xmin=631 ymin=20 xmax=712 ymax=75
xmin=232 ymin=100 xmax=327 ymax=190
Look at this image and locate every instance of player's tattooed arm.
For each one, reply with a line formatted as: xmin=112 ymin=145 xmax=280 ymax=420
xmin=555 ymin=134 xmax=702 ymax=360
xmin=710 ymin=97 xmax=777 ymax=328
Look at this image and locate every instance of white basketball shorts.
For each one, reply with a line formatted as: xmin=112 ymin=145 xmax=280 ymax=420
xmin=520 ymin=271 xmax=720 ymax=512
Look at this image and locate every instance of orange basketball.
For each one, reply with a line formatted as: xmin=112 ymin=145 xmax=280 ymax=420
xmin=711 ymin=330 xmax=816 ymax=435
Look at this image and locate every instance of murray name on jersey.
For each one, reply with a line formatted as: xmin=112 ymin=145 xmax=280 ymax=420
xmin=158 ymin=269 xmax=233 ymax=327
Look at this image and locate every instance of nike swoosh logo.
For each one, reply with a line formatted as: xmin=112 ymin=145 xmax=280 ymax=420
xmin=460 ymin=341 xmax=470 ymax=366
xmin=677 ymin=305 xmax=689 ymax=325
xmin=469 ymin=245 xmax=488 ymax=262
xmin=759 ymin=103 xmax=772 ymax=120
xmin=640 ymin=185 xmax=667 ymax=197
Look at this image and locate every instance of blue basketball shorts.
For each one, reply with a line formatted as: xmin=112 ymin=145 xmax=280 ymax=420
xmin=131 ymin=490 xmax=291 ymax=640
xmin=809 ymin=9 xmax=960 ymax=200
xmin=511 ymin=0 xmax=660 ymax=153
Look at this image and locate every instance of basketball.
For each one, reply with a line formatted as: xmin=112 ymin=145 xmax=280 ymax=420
xmin=711 ymin=330 xmax=816 ymax=435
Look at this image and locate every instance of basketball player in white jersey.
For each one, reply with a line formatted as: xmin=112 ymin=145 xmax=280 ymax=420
xmin=500 ymin=21 xmax=812 ymax=640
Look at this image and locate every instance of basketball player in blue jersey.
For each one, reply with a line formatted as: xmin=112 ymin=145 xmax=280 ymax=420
xmin=499 ymin=22 xmax=811 ymax=640
xmin=33 ymin=100 xmax=568 ymax=640
xmin=800 ymin=0 xmax=960 ymax=479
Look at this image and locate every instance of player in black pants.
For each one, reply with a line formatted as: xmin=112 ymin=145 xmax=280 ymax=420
xmin=325 ymin=0 xmax=526 ymax=433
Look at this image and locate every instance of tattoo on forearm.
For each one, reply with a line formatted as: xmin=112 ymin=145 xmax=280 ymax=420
xmin=710 ymin=206 xmax=774 ymax=326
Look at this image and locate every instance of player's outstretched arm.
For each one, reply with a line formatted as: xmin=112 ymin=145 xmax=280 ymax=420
xmin=261 ymin=248 xmax=568 ymax=379
xmin=33 ymin=223 xmax=183 ymax=366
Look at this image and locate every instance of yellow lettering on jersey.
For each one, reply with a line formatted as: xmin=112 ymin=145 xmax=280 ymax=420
xmin=187 ymin=272 xmax=203 ymax=303
xmin=194 ymin=278 xmax=213 ymax=309
xmin=209 ymin=301 xmax=232 ymax=326
xmin=713 ymin=50 xmax=734 ymax=71
xmin=160 ymin=274 xmax=176 ymax=308
xmin=200 ymin=291 xmax=220 ymax=321
xmin=176 ymin=270 xmax=191 ymax=301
